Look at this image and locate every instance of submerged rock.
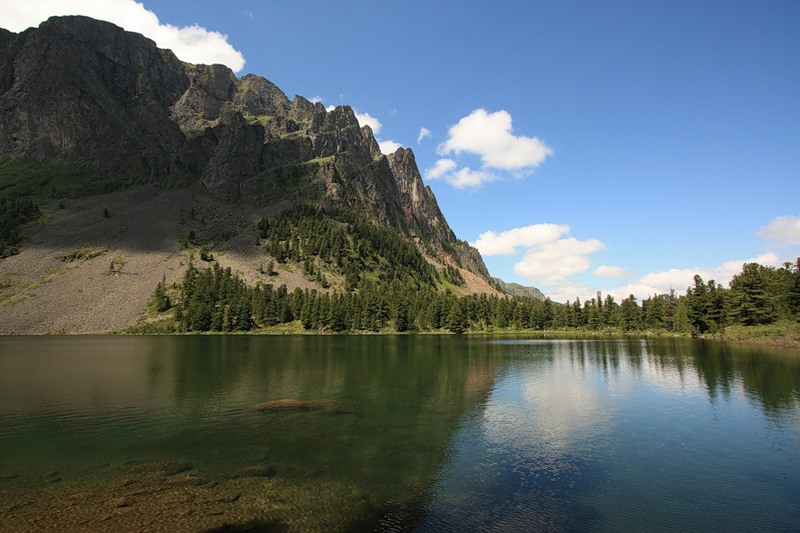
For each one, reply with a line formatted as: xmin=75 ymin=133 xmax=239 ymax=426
xmin=166 ymin=474 xmax=210 ymax=487
xmin=215 ymin=492 xmax=241 ymax=503
xmin=107 ymin=496 xmax=133 ymax=508
xmin=251 ymin=399 xmax=343 ymax=412
xmin=129 ymin=461 xmax=193 ymax=476
xmin=231 ymin=465 xmax=277 ymax=479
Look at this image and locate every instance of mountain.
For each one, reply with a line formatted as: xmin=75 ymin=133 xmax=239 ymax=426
xmin=1 ymin=16 xmax=486 ymax=271
xmin=491 ymin=278 xmax=547 ymax=301
xmin=0 ymin=15 xmax=521 ymax=333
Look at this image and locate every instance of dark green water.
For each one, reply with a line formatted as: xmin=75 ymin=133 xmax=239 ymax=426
xmin=0 ymin=336 xmax=798 ymax=531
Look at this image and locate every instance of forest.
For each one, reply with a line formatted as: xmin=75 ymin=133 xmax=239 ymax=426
xmin=157 ymin=207 xmax=800 ymax=335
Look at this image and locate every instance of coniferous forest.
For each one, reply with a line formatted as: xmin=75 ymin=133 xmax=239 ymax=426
xmin=154 ymin=207 xmax=800 ymax=335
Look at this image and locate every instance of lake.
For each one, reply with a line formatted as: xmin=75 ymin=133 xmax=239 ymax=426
xmin=1 ymin=335 xmax=798 ymax=531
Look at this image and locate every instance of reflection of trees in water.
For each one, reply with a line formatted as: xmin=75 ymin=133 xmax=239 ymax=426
xmin=691 ymin=340 xmax=800 ymax=415
xmin=535 ymin=337 xmax=800 ymax=417
xmin=642 ymin=338 xmax=800 ymax=416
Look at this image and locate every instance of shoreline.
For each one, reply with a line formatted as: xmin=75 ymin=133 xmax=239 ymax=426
xmin=2 ymin=322 xmax=798 ymax=349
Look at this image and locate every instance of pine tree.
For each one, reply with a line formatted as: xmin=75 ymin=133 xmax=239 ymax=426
xmin=446 ymin=299 xmax=467 ymax=334
xmin=619 ymin=295 xmax=641 ymax=331
xmin=728 ymin=263 xmax=775 ymax=326
xmin=687 ymin=275 xmax=711 ymax=334
xmin=789 ymin=258 xmax=800 ymax=322
xmin=153 ymin=274 xmax=171 ymax=312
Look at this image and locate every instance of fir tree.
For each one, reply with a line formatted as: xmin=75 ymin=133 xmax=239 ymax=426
xmin=446 ymin=299 xmax=467 ymax=334
xmin=728 ymin=263 xmax=775 ymax=326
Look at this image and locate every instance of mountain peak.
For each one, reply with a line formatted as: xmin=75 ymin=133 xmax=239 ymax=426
xmin=0 ymin=14 xmax=494 ymax=287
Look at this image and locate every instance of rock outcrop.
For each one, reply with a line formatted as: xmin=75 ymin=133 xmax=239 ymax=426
xmin=0 ymin=16 xmax=188 ymax=178
xmin=0 ymin=15 xmax=491 ymax=280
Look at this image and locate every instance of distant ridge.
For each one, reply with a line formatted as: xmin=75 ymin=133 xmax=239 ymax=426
xmin=492 ymin=278 xmax=547 ymax=301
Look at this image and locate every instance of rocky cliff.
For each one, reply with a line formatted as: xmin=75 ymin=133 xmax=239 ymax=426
xmin=0 ymin=15 xmax=489 ymax=279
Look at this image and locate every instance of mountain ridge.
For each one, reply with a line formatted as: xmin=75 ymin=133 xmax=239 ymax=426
xmin=0 ymin=16 xmax=548 ymax=333
xmin=0 ymin=15 xmax=490 ymax=279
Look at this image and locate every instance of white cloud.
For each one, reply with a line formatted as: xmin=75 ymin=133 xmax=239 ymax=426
xmin=417 ymin=127 xmax=431 ymax=143
xmin=378 ymin=139 xmax=402 ymax=155
xmin=351 ymin=109 xmax=404 ymax=155
xmin=472 ymin=224 xmax=570 ymax=256
xmin=487 ymin=218 xmax=789 ymax=304
xmin=593 ymin=265 xmax=627 ymax=279
xmin=423 ymin=158 xmax=457 ymax=180
xmin=438 ymin=108 xmax=552 ymax=172
xmin=354 ymin=111 xmax=381 ymax=135
xmin=539 ymin=251 xmax=784 ymax=303
xmin=325 ymin=105 xmax=336 ymax=112
xmin=757 ymin=215 xmax=800 ymax=246
xmin=0 ymin=0 xmax=246 ymax=72
xmin=423 ymin=159 xmax=496 ymax=189
xmin=515 ymin=237 xmax=606 ymax=286
xmin=309 ymin=96 xmax=324 ymax=104
xmin=608 ymin=252 xmax=782 ymax=301
xmin=445 ymin=168 xmax=498 ymax=189
xmin=474 ymin=222 xmax=604 ymax=300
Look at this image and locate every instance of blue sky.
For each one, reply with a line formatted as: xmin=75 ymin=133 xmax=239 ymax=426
xmin=4 ymin=0 xmax=799 ymax=302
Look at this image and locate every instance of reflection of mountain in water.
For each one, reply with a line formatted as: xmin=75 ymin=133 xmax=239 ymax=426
xmin=0 ymin=336 xmax=503 ymax=531
xmin=157 ymin=336 xmax=504 ymax=507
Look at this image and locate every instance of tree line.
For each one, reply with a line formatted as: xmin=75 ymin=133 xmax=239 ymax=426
xmin=551 ymin=260 xmax=800 ymax=334
xmin=156 ymin=205 xmax=800 ymax=334
xmin=160 ymin=257 xmax=800 ymax=334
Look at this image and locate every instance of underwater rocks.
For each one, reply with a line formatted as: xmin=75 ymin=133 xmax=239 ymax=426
xmin=251 ymin=399 xmax=344 ymax=412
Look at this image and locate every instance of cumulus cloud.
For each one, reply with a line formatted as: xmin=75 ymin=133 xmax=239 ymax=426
xmin=352 ymin=109 xmax=405 ymax=155
xmin=515 ymin=238 xmax=606 ymax=286
xmin=540 ymin=251 xmax=784 ymax=303
xmin=445 ymin=168 xmax=499 ymax=189
xmin=486 ymin=218 xmax=788 ymax=304
xmin=757 ymin=215 xmax=800 ymax=246
xmin=354 ymin=111 xmax=382 ymax=135
xmin=309 ymin=96 xmax=324 ymax=104
xmin=417 ymin=127 xmax=431 ymax=143
xmin=593 ymin=265 xmax=627 ymax=279
xmin=423 ymin=159 xmax=497 ymax=189
xmin=378 ymin=139 xmax=402 ymax=155
xmin=475 ymin=222 xmax=605 ymax=299
xmin=424 ymin=158 xmax=457 ymax=180
xmin=1 ymin=0 xmax=246 ymax=72
xmin=472 ymin=224 xmax=570 ymax=256
xmin=438 ymin=108 xmax=552 ymax=172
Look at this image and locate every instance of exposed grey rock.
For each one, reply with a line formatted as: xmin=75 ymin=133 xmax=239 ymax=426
xmin=0 ymin=16 xmax=188 ymax=178
xmin=199 ymin=112 xmax=265 ymax=202
xmin=0 ymin=15 xmax=492 ymax=282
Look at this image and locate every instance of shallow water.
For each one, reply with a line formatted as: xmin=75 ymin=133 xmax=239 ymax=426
xmin=1 ymin=336 xmax=798 ymax=531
